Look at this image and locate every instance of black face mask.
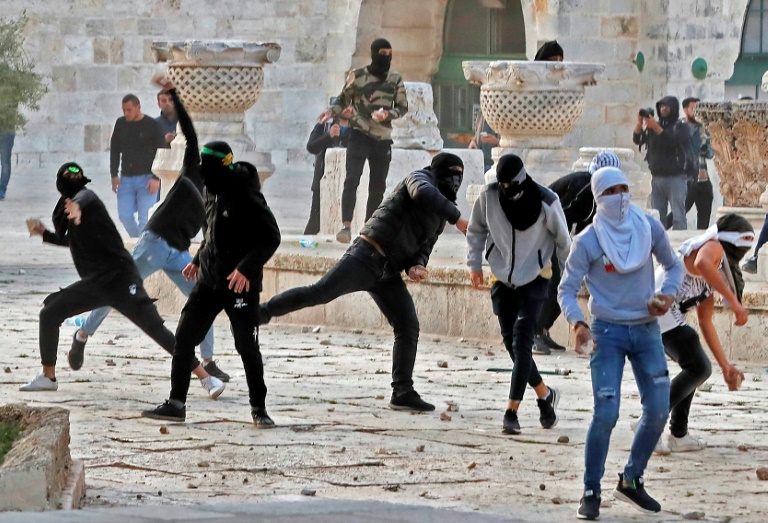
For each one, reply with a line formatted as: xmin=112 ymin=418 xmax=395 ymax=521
xmin=437 ymin=174 xmax=462 ymax=202
xmin=499 ymin=182 xmax=525 ymax=201
xmin=369 ymin=38 xmax=393 ymax=79
xmin=202 ymin=160 xmax=255 ymax=196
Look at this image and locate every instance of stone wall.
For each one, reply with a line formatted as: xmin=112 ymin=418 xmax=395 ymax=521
xmin=7 ymin=0 xmax=757 ymax=185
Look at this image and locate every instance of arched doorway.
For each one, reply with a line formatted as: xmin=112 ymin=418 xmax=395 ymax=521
xmin=726 ymin=0 xmax=768 ymax=99
xmin=432 ymin=0 xmax=526 ymax=148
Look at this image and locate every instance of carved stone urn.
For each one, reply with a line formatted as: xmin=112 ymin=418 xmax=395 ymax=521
xmin=462 ymin=60 xmax=604 ymax=187
xmin=151 ymin=40 xmax=281 ymax=191
xmin=695 ymin=100 xmax=768 ymax=232
xmin=391 ymin=82 xmax=444 ymax=151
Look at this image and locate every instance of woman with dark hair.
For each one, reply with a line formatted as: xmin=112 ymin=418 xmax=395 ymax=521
xmin=649 ymin=213 xmax=752 ymax=454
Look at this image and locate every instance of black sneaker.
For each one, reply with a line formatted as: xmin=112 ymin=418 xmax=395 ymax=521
xmin=536 ymin=386 xmax=560 ymax=429
xmin=502 ymin=409 xmax=521 ymax=434
xmin=577 ymin=489 xmax=601 ymax=520
xmin=612 ymin=473 xmax=661 ymax=514
xmin=388 ymin=390 xmax=435 ymax=412
xmin=142 ymin=400 xmax=186 ymax=422
xmin=256 ymin=304 xmax=272 ymax=326
xmin=203 ymin=360 xmax=230 ymax=382
xmin=252 ymin=407 xmax=275 ymax=428
xmin=742 ymin=255 xmax=758 ymax=274
xmin=540 ymin=330 xmax=566 ymax=352
xmin=68 ymin=330 xmax=86 ymax=371
xmin=532 ymin=335 xmax=551 ymax=355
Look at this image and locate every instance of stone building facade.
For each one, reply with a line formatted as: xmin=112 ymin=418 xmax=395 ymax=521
xmin=5 ymin=0 xmax=760 ymax=175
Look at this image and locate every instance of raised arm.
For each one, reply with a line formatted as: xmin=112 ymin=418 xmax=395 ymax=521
xmin=169 ymin=89 xmax=200 ymax=172
xmin=404 ymin=172 xmax=461 ymax=224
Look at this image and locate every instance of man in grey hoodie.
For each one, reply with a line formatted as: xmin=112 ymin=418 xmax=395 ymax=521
xmin=558 ymin=167 xmax=682 ymax=520
xmin=467 ymin=154 xmax=571 ymax=435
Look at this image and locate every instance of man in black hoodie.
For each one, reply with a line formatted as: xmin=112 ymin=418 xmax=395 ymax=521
xmin=633 ymin=95 xmax=690 ymax=230
xmin=258 ymin=153 xmax=469 ymax=412
xmin=21 ymin=163 xmax=218 ymax=393
xmin=142 ymin=141 xmax=281 ymax=427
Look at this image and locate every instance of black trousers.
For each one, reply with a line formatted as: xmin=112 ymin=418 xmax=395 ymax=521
xmin=265 ymin=239 xmax=419 ymax=396
xmin=490 ymin=278 xmax=547 ymax=401
xmin=170 ymin=282 xmax=265 ymax=408
xmin=39 ymin=270 xmax=191 ymax=368
xmin=662 ymin=325 xmax=712 ymax=437
xmin=665 ymin=179 xmax=714 ymax=230
xmin=304 ymin=188 xmax=321 ymax=235
xmin=342 ymin=129 xmax=392 ymax=223
xmin=536 ymin=254 xmax=562 ymax=334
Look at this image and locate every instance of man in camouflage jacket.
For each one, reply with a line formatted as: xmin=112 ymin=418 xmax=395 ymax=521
xmin=318 ymin=38 xmax=408 ymax=244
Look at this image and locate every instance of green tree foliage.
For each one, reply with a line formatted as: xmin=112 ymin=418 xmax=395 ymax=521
xmin=0 ymin=13 xmax=47 ymax=132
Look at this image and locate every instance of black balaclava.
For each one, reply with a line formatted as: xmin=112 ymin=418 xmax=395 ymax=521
xmin=534 ymin=40 xmax=564 ymax=61
xmin=716 ymin=213 xmax=755 ymax=303
xmin=56 ymin=162 xmax=91 ymax=198
xmin=369 ymin=38 xmax=392 ymax=79
xmin=428 ymin=152 xmax=464 ymax=202
xmin=200 ymin=141 xmax=234 ymax=195
xmin=496 ymin=154 xmax=542 ymax=231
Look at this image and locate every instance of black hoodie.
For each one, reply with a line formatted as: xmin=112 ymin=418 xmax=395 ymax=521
xmin=632 ymin=95 xmax=689 ymax=177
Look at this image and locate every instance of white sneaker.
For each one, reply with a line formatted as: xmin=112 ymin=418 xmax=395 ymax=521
xmin=630 ymin=419 xmax=671 ymax=456
xmin=667 ymin=433 xmax=706 ymax=453
xmin=201 ymin=375 xmax=225 ymax=399
xmin=19 ymin=373 xmax=58 ymax=392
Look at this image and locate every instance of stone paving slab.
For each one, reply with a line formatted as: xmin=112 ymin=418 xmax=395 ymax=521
xmin=0 ymin=168 xmax=767 ymax=522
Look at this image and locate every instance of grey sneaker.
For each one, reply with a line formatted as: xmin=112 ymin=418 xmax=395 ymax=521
xmin=19 ymin=373 xmax=58 ymax=392
xmin=336 ymin=226 xmax=352 ymax=244
xmin=742 ymin=255 xmax=758 ymax=274
xmin=532 ymin=335 xmax=551 ymax=355
xmin=201 ymin=376 xmax=225 ymax=399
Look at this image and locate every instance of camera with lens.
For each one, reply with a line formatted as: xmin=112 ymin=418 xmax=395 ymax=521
xmin=638 ymin=107 xmax=655 ymax=118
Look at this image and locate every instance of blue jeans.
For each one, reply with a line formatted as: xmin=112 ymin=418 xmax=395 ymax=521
xmin=584 ymin=319 xmax=670 ymax=494
xmin=0 ymin=131 xmax=16 ymax=198
xmin=81 ymin=231 xmax=214 ymax=359
xmin=117 ymin=174 xmax=156 ymax=237
xmin=651 ymin=175 xmax=687 ymax=230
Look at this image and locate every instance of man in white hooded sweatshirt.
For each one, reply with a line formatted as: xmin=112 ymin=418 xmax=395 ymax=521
xmin=558 ymin=167 xmax=683 ymax=520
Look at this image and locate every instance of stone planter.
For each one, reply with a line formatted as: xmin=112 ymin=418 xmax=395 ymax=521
xmin=391 ymin=82 xmax=443 ymax=151
xmin=151 ymin=40 xmax=281 ymax=192
xmin=462 ymin=60 xmax=604 ymax=187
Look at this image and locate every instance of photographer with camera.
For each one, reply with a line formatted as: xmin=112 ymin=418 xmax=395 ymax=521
xmin=633 ymin=96 xmax=690 ymax=230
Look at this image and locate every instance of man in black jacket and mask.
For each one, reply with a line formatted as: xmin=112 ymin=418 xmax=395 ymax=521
xmin=633 ymin=96 xmax=690 ymax=230
xmin=21 ymin=163 xmax=216 ymax=392
xmin=258 ymin=153 xmax=469 ymax=412
xmin=142 ymin=141 xmax=281 ymax=426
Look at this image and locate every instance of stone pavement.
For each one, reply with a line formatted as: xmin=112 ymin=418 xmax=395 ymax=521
xmin=1 ymin=168 xmax=768 ymax=522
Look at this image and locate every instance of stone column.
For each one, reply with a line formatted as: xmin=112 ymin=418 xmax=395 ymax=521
xmin=462 ymin=60 xmax=604 ymax=188
xmin=391 ymin=82 xmax=444 ymax=151
xmin=695 ymin=100 xmax=768 ymax=232
xmin=151 ymin=40 xmax=281 ymax=193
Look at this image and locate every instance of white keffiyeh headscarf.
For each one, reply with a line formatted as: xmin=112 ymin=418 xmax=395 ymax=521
xmin=591 ymin=167 xmax=652 ymax=274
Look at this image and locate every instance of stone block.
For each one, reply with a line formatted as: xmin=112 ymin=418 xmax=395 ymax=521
xmin=600 ymin=16 xmax=639 ymax=38
xmin=85 ymin=19 xmax=114 ymax=37
xmin=51 ymin=66 xmax=77 ymax=92
xmin=604 ymin=103 xmax=636 ymax=124
xmin=296 ymin=36 xmax=327 ymax=63
xmin=59 ymin=18 xmax=84 ymax=36
xmin=381 ymin=0 xmax=436 ymax=29
xmin=84 ymin=124 xmax=111 ymax=153
xmin=76 ymin=66 xmax=118 ymax=92
xmin=569 ymin=17 xmax=603 ymax=38
xmin=114 ymin=18 xmax=137 ymax=34
xmin=137 ymin=18 xmax=167 ymax=36
xmin=64 ymin=37 xmax=94 ymax=64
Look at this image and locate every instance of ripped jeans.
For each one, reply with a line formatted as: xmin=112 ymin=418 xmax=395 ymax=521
xmin=584 ymin=319 xmax=670 ymax=494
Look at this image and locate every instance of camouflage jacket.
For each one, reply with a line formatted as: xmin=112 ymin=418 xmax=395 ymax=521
xmin=329 ymin=66 xmax=408 ymax=141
